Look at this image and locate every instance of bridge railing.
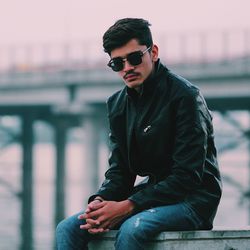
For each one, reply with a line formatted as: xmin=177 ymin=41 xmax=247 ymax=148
xmin=0 ymin=29 xmax=249 ymax=73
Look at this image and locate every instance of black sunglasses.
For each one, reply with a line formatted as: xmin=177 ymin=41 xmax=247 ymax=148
xmin=107 ymin=47 xmax=151 ymax=72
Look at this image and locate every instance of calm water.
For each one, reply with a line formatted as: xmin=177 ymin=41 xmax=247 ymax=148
xmin=0 ymin=112 xmax=249 ymax=250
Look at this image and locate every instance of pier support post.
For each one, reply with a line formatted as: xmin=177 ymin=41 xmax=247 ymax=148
xmin=84 ymin=115 xmax=100 ymax=197
xmin=20 ymin=114 xmax=34 ymax=250
xmin=54 ymin=118 xmax=68 ymax=227
xmin=248 ymin=111 xmax=250 ymax=224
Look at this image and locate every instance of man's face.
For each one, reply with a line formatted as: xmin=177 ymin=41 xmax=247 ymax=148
xmin=110 ymin=39 xmax=158 ymax=90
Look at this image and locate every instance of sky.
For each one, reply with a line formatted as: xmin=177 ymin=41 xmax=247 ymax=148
xmin=0 ymin=0 xmax=249 ymax=45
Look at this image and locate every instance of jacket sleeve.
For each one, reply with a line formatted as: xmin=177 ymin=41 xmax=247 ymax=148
xmin=128 ymin=91 xmax=210 ymax=209
xmin=89 ymin=123 xmax=136 ymax=203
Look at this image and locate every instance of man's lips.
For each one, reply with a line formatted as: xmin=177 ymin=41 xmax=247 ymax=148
xmin=124 ymin=73 xmax=140 ymax=81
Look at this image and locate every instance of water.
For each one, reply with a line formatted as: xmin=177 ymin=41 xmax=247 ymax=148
xmin=0 ymin=112 xmax=249 ymax=250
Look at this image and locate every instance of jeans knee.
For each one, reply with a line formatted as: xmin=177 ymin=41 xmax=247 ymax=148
xmin=56 ymin=215 xmax=89 ymax=249
xmin=56 ymin=219 xmax=68 ymax=238
xmin=56 ymin=214 xmax=80 ymax=238
xmin=117 ymin=217 xmax=146 ymax=242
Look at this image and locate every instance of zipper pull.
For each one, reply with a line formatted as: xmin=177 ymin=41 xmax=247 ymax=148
xmin=143 ymin=125 xmax=151 ymax=133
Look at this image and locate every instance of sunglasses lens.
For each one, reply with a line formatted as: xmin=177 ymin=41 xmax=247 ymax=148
xmin=109 ymin=58 xmax=124 ymax=72
xmin=127 ymin=51 xmax=143 ymax=66
xmin=108 ymin=50 xmax=144 ymax=71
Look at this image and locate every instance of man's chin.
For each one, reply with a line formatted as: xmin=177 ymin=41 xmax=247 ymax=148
xmin=125 ymin=80 xmax=143 ymax=89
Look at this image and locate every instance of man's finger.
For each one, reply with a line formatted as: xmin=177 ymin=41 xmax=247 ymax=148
xmin=78 ymin=213 xmax=85 ymax=219
xmin=84 ymin=200 xmax=100 ymax=213
xmin=83 ymin=208 xmax=103 ymax=219
xmin=88 ymin=201 xmax=106 ymax=210
xmin=88 ymin=228 xmax=109 ymax=234
xmin=86 ymin=218 xmax=100 ymax=226
xmin=80 ymin=223 xmax=92 ymax=230
xmin=84 ymin=200 xmax=105 ymax=214
xmin=88 ymin=228 xmax=103 ymax=234
xmin=80 ymin=219 xmax=100 ymax=230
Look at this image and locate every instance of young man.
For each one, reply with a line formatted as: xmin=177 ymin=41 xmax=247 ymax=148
xmin=56 ymin=18 xmax=222 ymax=250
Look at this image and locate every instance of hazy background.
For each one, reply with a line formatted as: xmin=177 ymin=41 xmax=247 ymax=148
xmin=0 ymin=1 xmax=250 ymax=250
xmin=0 ymin=0 xmax=249 ymax=44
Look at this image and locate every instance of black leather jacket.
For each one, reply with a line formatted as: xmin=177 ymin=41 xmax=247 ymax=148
xmin=91 ymin=60 xmax=222 ymax=228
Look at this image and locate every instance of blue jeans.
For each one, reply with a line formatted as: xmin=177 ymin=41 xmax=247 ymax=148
xmin=56 ymin=202 xmax=204 ymax=250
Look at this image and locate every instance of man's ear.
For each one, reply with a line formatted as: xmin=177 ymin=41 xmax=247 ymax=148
xmin=151 ymin=44 xmax=159 ymax=62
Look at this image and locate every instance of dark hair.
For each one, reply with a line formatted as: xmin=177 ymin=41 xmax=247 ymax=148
xmin=103 ymin=18 xmax=153 ymax=55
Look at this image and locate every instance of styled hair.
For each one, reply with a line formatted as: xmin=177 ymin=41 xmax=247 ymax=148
xmin=103 ymin=18 xmax=153 ymax=55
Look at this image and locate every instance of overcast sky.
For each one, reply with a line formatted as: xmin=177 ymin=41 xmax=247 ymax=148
xmin=0 ymin=0 xmax=249 ymax=45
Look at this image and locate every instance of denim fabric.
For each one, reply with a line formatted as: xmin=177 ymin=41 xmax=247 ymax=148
xmin=56 ymin=212 xmax=91 ymax=250
xmin=56 ymin=202 xmax=203 ymax=250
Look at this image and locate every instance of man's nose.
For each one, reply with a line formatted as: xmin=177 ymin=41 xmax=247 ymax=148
xmin=123 ymin=59 xmax=135 ymax=72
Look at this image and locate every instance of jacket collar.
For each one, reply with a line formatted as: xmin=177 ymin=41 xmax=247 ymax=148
xmin=126 ymin=59 xmax=165 ymax=100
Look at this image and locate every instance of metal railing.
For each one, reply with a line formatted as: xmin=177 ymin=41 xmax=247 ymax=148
xmin=0 ymin=29 xmax=249 ymax=73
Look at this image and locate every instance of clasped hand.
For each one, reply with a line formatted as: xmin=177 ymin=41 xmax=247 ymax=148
xmin=78 ymin=199 xmax=135 ymax=234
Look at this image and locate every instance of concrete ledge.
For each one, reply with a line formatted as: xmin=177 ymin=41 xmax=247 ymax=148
xmin=89 ymin=227 xmax=250 ymax=250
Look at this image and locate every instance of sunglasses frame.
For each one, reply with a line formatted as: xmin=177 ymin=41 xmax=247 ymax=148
xmin=108 ymin=46 xmax=151 ymax=72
